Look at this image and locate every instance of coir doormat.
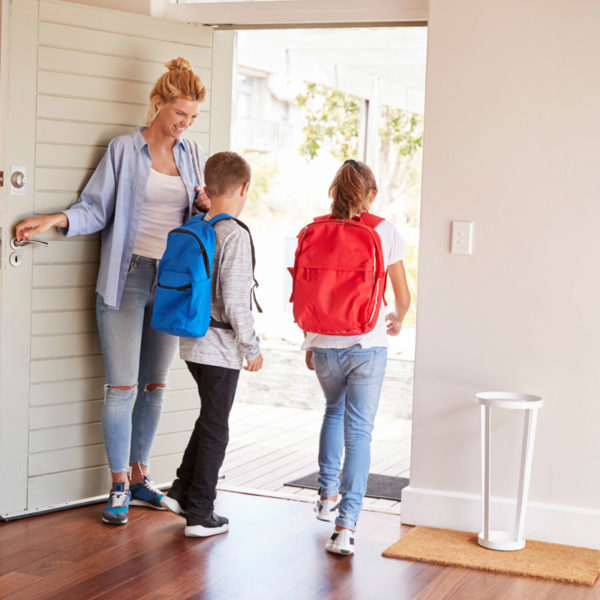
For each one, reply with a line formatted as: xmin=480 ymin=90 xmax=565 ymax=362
xmin=284 ymin=472 xmax=409 ymax=502
xmin=382 ymin=527 xmax=600 ymax=586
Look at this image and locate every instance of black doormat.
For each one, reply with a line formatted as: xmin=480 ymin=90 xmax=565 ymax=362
xmin=284 ymin=472 xmax=409 ymax=502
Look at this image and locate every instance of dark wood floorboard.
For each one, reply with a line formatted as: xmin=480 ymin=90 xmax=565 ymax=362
xmin=0 ymin=491 xmax=598 ymax=600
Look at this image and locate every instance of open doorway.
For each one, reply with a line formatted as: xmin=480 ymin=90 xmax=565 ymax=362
xmin=220 ymin=26 xmax=426 ymax=513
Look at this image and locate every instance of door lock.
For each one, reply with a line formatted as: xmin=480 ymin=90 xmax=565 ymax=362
xmin=10 ymin=165 xmax=26 ymax=195
xmin=11 ymin=171 xmax=25 ymax=189
xmin=8 ymin=238 xmax=48 ymax=267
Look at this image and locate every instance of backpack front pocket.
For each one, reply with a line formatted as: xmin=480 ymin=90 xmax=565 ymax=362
xmin=153 ymin=271 xmax=193 ymax=336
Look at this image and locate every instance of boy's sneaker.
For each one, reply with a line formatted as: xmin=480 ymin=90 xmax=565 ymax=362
xmin=162 ymin=478 xmax=188 ymax=517
xmin=102 ymin=482 xmax=131 ymax=525
xmin=314 ymin=498 xmax=339 ymax=522
xmin=325 ymin=528 xmax=355 ymax=555
xmin=184 ymin=512 xmax=229 ymax=537
xmin=129 ymin=475 xmax=165 ymax=510
xmin=162 ymin=493 xmax=187 ymax=517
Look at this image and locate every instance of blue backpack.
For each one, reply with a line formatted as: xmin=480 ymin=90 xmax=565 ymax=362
xmin=151 ymin=213 xmax=259 ymax=337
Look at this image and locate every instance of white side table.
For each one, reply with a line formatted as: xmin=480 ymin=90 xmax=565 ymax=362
xmin=476 ymin=391 xmax=543 ymax=551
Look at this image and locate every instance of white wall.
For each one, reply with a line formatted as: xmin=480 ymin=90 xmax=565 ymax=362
xmin=402 ymin=0 xmax=600 ymax=548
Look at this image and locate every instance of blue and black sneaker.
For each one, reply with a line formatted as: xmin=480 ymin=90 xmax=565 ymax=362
xmin=130 ymin=475 xmax=166 ymax=510
xmin=102 ymin=482 xmax=131 ymax=525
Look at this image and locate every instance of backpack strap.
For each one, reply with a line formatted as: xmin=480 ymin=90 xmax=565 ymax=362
xmin=189 ymin=140 xmax=206 ymax=216
xmin=356 ymin=213 xmax=387 ymax=305
xmin=191 ymin=140 xmax=205 ymax=188
xmin=207 ymin=214 xmax=263 ymax=331
xmin=312 ymin=212 xmax=384 ymax=228
xmin=356 ymin=212 xmax=384 ymax=228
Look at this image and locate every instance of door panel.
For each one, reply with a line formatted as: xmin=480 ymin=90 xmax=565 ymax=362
xmin=0 ymin=0 xmax=39 ymax=516
xmin=0 ymin=0 xmax=222 ymax=517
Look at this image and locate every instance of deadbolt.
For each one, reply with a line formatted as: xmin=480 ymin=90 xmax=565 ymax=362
xmin=10 ymin=171 xmax=25 ymax=189
xmin=9 ymin=252 xmax=22 ymax=267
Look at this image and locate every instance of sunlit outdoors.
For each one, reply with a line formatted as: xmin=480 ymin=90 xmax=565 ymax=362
xmin=232 ymin=28 xmax=425 ymax=356
xmin=229 ymin=27 xmax=427 ymax=497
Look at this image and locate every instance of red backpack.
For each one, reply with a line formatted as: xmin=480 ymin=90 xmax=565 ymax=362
xmin=289 ymin=213 xmax=386 ymax=335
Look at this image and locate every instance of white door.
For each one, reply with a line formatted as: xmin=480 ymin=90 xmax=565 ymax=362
xmin=0 ymin=0 xmax=233 ymax=517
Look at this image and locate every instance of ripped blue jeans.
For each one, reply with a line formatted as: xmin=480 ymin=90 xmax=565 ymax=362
xmin=96 ymin=255 xmax=178 ymax=473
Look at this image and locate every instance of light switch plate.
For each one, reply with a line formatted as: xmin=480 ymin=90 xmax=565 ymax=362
xmin=451 ymin=221 xmax=473 ymax=254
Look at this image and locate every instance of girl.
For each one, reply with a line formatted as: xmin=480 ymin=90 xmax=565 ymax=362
xmin=303 ymin=159 xmax=411 ymax=555
xmin=15 ymin=57 xmax=208 ymax=525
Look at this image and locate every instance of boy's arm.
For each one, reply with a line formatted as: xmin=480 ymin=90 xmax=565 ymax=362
xmin=219 ymin=227 xmax=262 ymax=362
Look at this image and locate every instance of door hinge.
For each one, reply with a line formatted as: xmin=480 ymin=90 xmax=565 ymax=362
xmin=0 ymin=171 xmax=4 ymax=187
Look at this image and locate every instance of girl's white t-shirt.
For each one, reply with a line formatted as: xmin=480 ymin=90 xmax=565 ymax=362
xmin=133 ymin=168 xmax=188 ymax=259
xmin=302 ymin=219 xmax=407 ymax=350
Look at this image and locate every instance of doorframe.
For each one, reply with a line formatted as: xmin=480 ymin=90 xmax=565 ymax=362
xmin=222 ymin=23 xmax=423 ymax=500
xmin=0 ymin=0 xmax=39 ymax=516
xmin=209 ymin=30 xmax=236 ymax=155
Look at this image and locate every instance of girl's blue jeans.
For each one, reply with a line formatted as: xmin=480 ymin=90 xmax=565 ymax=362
xmin=312 ymin=345 xmax=387 ymax=531
xmin=96 ymin=255 xmax=178 ymax=473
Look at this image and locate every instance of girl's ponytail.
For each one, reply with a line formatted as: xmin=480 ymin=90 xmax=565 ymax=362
xmin=329 ymin=159 xmax=377 ymax=219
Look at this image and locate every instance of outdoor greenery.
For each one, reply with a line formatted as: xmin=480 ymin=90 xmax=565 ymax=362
xmin=296 ymin=83 xmax=423 ymax=222
xmin=296 ymin=83 xmax=362 ymax=162
xmin=295 ymin=82 xmax=423 ymax=327
xmin=245 ymin=151 xmax=280 ymax=217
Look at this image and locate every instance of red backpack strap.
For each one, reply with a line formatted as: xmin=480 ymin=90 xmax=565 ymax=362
xmin=313 ymin=213 xmax=334 ymax=223
xmin=358 ymin=212 xmax=387 ymax=305
xmin=357 ymin=212 xmax=384 ymax=228
xmin=313 ymin=213 xmax=384 ymax=227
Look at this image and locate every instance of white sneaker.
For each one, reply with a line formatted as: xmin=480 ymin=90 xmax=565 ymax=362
xmin=162 ymin=494 xmax=187 ymax=517
xmin=326 ymin=528 xmax=355 ymax=555
xmin=314 ymin=498 xmax=339 ymax=522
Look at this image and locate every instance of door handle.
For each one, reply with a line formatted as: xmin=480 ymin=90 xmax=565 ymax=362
xmin=10 ymin=237 xmax=49 ymax=250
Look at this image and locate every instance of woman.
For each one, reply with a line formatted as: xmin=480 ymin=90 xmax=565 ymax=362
xmin=303 ymin=159 xmax=411 ymax=555
xmin=15 ymin=57 xmax=208 ymax=525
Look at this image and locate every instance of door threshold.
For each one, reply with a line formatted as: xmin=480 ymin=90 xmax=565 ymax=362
xmin=216 ymin=483 xmax=402 ymax=515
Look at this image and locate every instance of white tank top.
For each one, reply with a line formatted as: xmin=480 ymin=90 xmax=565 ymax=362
xmin=133 ymin=168 xmax=188 ymax=259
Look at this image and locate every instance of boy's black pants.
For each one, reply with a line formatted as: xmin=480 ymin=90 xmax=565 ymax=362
xmin=176 ymin=361 xmax=240 ymax=517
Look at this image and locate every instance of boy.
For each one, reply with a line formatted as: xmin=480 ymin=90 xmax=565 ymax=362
xmin=163 ymin=152 xmax=263 ymax=537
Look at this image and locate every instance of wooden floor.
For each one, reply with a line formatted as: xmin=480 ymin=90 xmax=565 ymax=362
xmin=0 ymin=491 xmax=598 ymax=600
xmin=218 ymin=402 xmax=411 ymax=514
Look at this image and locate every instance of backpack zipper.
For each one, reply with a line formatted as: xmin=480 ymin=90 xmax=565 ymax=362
xmin=170 ymin=228 xmax=211 ymax=277
xmin=157 ymin=283 xmax=191 ymax=291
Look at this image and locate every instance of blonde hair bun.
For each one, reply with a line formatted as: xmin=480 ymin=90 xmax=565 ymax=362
xmin=165 ymin=57 xmax=192 ymax=72
xmin=144 ymin=57 xmax=206 ymax=126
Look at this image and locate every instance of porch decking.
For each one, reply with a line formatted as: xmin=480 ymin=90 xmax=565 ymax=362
xmin=218 ymin=401 xmax=412 ymax=515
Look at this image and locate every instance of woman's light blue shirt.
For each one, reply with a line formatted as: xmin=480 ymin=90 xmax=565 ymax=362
xmin=60 ymin=127 xmax=205 ymax=310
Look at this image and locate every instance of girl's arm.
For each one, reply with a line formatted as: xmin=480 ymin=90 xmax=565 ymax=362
xmin=386 ymin=260 xmax=411 ymax=336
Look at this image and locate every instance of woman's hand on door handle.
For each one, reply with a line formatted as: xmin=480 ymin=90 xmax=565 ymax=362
xmin=15 ymin=213 xmax=68 ymax=241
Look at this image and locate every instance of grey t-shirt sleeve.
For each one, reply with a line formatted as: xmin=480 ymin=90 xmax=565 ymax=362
xmin=218 ymin=226 xmax=261 ymax=361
